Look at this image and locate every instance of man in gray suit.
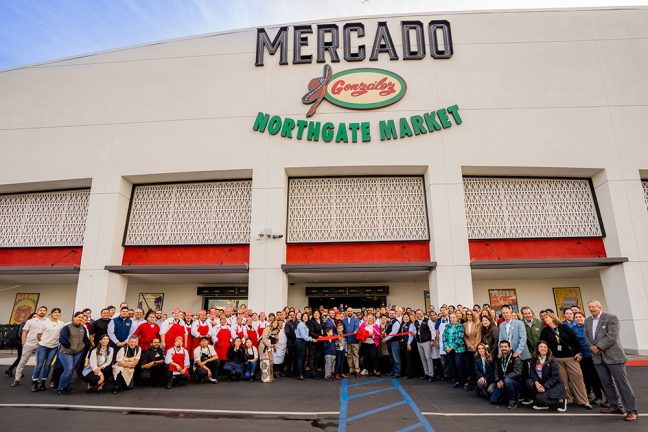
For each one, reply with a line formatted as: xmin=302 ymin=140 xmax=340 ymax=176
xmin=584 ymin=300 xmax=638 ymax=422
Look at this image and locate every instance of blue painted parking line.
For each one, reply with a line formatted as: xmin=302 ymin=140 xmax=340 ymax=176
xmin=396 ymin=423 xmax=423 ymax=432
xmin=347 ymin=377 xmax=388 ymax=388
xmin=339 ymin=378 xmax=348 ymax=432
xmin=346 ymin=400 xmax=407 ymax=422
xmin=392 ymin=379 xmax=434 ymax=432
xmin=338 ymin=377 xmax=436 ymax=432
xmin=348 ymin=386 xmax=396 ymax=400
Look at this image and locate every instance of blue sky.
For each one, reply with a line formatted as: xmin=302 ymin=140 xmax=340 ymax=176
xmin=0 ymin=0 xmax=644 ymax=70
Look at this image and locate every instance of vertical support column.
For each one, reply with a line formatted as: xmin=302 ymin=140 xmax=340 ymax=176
xmin=247 ymin=172 xmax=288 ymax=312
xmin=594 ymin=172 xmax=648 ymax=354
xmin=426 ymin=167 xmax=473 ymax=308
xmin=75 ymin=177 xmax=132 ymax=314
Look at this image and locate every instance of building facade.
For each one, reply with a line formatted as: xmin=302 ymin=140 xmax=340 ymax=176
xmin=1 ymin=7 xmax=647 ymax=353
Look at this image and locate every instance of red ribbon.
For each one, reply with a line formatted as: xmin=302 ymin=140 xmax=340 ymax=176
xmin=315 ymin=331 xmax=414 ymax=342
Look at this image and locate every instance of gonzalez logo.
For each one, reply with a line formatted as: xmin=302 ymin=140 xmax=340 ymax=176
xmin=302 ymin=65 xmax=406 ymax=117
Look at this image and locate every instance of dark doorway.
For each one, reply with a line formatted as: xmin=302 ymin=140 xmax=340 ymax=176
xmin=308 ymin=296 xmax=386 ymax=310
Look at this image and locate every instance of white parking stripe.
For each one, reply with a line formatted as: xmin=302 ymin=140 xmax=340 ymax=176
xmin=422 ymin=412 xmax=619 ymax=417
xmin=0 ymin=404 xmax=339 ymax=417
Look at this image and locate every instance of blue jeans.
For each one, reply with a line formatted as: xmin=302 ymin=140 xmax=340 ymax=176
xmin=490 ymin=378 xmax=521 ymax=404
xmin=32 ymin=346 xmax=58 ymax=382
xmin=388 ymin=341 xmax=401 ymax=376
xmin=448 ymin=350 xmax=466 ymax=384
xmin=244 ymin=361 xmax=257 ymax=379
xmin=57 ymin=351 xmax=83 ymax=391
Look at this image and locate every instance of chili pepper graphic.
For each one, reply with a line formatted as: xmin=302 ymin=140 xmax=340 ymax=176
xmin=302 ymin=64 xmax=332 ymax=118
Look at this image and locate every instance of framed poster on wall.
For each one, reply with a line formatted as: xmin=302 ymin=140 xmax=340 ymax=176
xmin=138 ymin=293 xmax=164 ymax=312
xmin=9 ymin=293 xmax=40 ymax=324
xmin=424 ymin=290 xmax=431 ymax=311
xmin=488 ymin=289 xmax=519 ymax=313
xmin=553 ymin=287 xmax=584 ymax=320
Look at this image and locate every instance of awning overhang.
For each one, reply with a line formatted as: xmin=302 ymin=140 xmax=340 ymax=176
xmin=0 ymin=266 xmax=80 ymax=275
xmin=282 ymin=262 xmax=436 ymax=273
xmin=104 ymin=265 xmax=249 ymax=275
xmin=470 ymin=257 xmax=629 ymax=270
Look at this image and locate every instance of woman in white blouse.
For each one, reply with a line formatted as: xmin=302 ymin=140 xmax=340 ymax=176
xmin=82 ymin=334 xmax=114 ymax=393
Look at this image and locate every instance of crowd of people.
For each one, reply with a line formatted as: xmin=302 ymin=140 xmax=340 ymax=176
xmin=3 ymin=299 xmax=639 ymax=421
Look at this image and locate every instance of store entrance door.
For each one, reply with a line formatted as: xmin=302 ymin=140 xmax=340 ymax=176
xmin=308 ymin=296 xmax=386 ymax=311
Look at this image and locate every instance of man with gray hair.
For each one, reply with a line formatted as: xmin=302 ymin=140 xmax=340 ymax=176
xmin=585 ymin=300 xmax=638 ymax=422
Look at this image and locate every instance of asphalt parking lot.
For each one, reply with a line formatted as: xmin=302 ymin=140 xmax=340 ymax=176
xmin=0 ymin=365 xmax=645 ymax=432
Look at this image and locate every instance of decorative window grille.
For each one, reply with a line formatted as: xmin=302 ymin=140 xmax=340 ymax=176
xmin=287 ymin=177 xmax=429 ymax=243
xmin=463 ymin=177 xmax=603 ymax=239
xmin=643 ymin=180 xmax=648 ymax=210
xmin=0 ymin=189 xmax=90 ymax=247
xmin=124 ymin=181 xmax=252 ymax=245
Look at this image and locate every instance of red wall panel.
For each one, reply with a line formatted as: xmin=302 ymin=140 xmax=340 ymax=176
xmin=0 ymin=247 xmax=83 ymax=266
xmin=286 ymin=241 xmax=430 ymax=264
xmin=121 ymin=245 xmax=250 ymax=266
xmin=469 ymin=238 xmax=607 ymax=261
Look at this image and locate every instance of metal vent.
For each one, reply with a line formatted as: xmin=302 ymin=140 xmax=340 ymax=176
xmin=463 ymin=177 xmax=602 ymax=239
xmin=125 ymin=181 xmax=252 ymax=245
xmin=287 ymin=177 xmax=429 ymax=243
xmin=0 ymin=189 xmax=90 ymax=247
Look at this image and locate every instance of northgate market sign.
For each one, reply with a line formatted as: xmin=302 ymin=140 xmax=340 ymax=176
xmin=252 ymin=20 xmax=462 ymax=143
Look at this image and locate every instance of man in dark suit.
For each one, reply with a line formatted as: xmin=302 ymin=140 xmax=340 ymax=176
xmin=584 ymin=300 xmax=638 ymax=422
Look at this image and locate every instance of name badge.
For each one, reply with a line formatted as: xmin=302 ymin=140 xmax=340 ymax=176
xmin=557 ymin=345 xmax=562 ymax=352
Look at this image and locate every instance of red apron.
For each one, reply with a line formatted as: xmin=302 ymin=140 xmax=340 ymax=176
xmin=214 ymin=327 xmax=232 ymax=361
xmin=246 ymin=326 xmax=259 ymax=348
xmin=234 ymin=325 xmax=247 ymax=341
xmin=192 ymin=321 xmax=211 ymax=352
xmin=164 ymin=321 xmax=186 ymax=352
xmin=168 ymin=348 xmax=189 ymax=376
xmin=184 ymin=323 xmax=194 ymax=360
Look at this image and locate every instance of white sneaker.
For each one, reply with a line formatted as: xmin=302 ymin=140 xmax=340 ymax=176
xmin=360 ymin=369 xmax=368 ymax=376
xmin=557 ymin=400 xmax=567 ymax=413
xmin=533 ymin=405 xmax=549 ymax=410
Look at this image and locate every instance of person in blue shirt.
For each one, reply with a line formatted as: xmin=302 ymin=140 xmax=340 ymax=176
xmin=562 ymin=309 xmax=576 ymax=328
xmin=295 ymin=313 xmax=313 ymax=380
xmin=342 ymin=307 xmax=360 ymax=377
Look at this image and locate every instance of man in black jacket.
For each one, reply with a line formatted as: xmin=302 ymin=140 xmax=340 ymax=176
xmin=283 ymin=311 xmax=297 ymax=377
xmin=490 ymin=340 xmax=523 ymax=409
xmin=139 ymin=337 xmax=166 ymax=387
xmin=414 ymin=309 xmax=435 ymax=382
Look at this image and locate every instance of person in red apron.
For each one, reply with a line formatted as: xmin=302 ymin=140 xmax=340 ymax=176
xmin=160 ymin=309 xmax=187 ymax=352
xmin=165 ymin=336 xmax=189 ymax=389
xmin=207 ymin=308 xmax=219 ymax=328
xmin=211 ymin=317 xmax=232 ymax=367
xmin=183 ymin=311 xmax=194 ymax=362
xmin=245 ymin=318 xmax=259 ymax=349
xmin=232 ymin=316 xmax=248 ymax=343
xmin=257 ymin=312 xmax=268 ymax=334
xmin=191 ymin=310 xmax=212 ymax=353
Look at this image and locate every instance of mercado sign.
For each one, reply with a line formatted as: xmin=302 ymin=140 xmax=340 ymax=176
xmin=252 ymin=19 xmax=462 ymax=143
